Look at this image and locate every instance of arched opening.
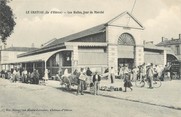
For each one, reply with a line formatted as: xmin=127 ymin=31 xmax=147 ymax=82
xmin=167 ymin=54 xmax=178 ymax=63
xmin=20 ymin=50 xmax=73 ymax=79
xmin=117 ymin=33 xmax=136 ymax=68
xmin=46 ymin=50 xmax=72 ymax=77
xmin=118 ymin=33 xmax=135 ymax=46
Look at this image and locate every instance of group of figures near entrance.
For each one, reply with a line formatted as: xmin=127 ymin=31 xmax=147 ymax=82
xmin=117 ymin=62 xmax=172 ymax=89
xmin=0 ymin=67 xmax=49 ymax=85
xmin=0 ymin=62 xmax=172 ymax=94
xmin=57 ymin=62 xmax=172 ymax=94
xmin=59 ymin=67 xmax=101 ymax=95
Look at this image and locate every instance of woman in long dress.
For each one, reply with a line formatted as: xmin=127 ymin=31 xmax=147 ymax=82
xmin=44 ymin=69 xmax=49 ymax=81
xmin=124 ymin=74 xmax=133 ymax=92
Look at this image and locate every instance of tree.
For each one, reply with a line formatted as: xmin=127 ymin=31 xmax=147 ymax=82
xmin=0 ymin=0 xmax=16 ymax=44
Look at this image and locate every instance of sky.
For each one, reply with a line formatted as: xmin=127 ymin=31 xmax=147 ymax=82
xmin=4 ymin=0 xmax=181 ymax=47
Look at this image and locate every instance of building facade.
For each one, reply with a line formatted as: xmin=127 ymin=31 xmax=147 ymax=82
xmin=0 ymin=47 xmax=38 ymax=71
xmin=157 ymin=34 xmax=181 ymax=61
xmin=0 ymin=12 xmax=177 ymax=78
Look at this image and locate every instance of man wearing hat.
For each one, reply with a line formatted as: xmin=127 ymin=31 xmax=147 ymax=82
xmin=77 ymin=68 xmax=86 ymax=95
xmin=147 ymin=63 xmax=154 ymax=89
xmin=92 ymin=70 xmax=101 ymax=95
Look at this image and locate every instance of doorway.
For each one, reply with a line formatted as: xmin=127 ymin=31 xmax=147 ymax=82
xmin=118 ymin=58 xmax=134 ymax=68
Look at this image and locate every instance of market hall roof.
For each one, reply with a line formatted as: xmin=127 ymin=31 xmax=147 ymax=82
xmin=2 ymin=47 xmax=38 ymax=52
xmin=18 ymin=11 xmax=144 ymax=57
xmin=18 ymin=23 xmax=107 ymax=58
xmin=45 ymin=23 xmax=106 ymax=48
xmin=45 ymin=11 xmax=144 ymax=49
xmin=45 ymin=11 xmax=144 ymax=48
xmin=1 ymin=49 xmax=73 ymax=64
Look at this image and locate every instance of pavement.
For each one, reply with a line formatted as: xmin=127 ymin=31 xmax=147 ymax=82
xmin=45 ymin=78 xmax=181 ymax=110
xmin=0 ymin=78 xmax=181 ymax=117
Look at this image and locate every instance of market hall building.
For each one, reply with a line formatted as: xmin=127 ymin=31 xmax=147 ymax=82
xmin=0 ymin=11 xmax=177 ymax=77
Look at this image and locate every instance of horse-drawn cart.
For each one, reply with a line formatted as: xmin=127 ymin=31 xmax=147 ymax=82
xmin=59 ymin=74 xmax=90 ymax=90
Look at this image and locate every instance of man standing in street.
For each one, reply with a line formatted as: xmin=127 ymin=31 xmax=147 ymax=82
xmin=77 ymin=68 xmax=86 ymax=95
xmin=118 ymin=64 xmax=124 ymax=79
xmin=110 ymin=67 xmax=115 ymax=83
xmin=147 ymin=63 xmax=154 ymax=89
xmin=86 ymin=67 xmax=92 ymax=84
xmin=35 ymin=70 xmax=40 ymax=85
xmin=92 ymin=70 xmax=101 ymax=95
xmin=22 ymin=68 xmax=28 ymax=83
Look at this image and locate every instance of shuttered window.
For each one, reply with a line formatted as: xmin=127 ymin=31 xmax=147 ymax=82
xmin=118 ymin=46 xmax=134 ymax=58
xmin=78 ymin=48 xmax=107 ymax=65
xmin=144 ymin=54 xmax=164 ymax=65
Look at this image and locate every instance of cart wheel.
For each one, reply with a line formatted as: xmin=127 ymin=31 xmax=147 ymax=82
xmin=153 ymin=79 xmax=162 ymax=88
xmin=135 ymin=79 xmax=145 ymax=87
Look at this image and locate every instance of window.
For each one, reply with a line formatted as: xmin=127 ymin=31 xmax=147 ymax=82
xmin=118 ymin=33 xmax=135 ymax=46
xmin=176 ymin=45 xmax=180 ymax=55
xmin=62 ymin=51 xmax=71 ymax=66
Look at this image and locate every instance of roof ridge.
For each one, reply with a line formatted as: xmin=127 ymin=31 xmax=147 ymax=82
xmin=2 ymin=46 xmax=39 ymax=51
xmin=57 ymin=23 xmax=106 ymax=40
xmin=44 ymin=23 xmax=106 ymax=48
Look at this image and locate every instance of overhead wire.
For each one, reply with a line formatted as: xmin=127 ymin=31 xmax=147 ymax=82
xmin=126 ymin=0 xmax=137 ymax=27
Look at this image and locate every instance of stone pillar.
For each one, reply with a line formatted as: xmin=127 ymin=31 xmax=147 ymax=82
xmin=72 ymin=46 xmax=78 ymax=72
xmin=163 ymin=50 xmax=167 ymax=65
xmin=44 ymin=61 xmax=48 ymax=81
xmin=59 ymin=53 xmax=62 ymax=69
xmin=25 ymin=63 xmax=27 ymax=70
xmin=8 ymin=65 xmax=10 ymax=70
xmin=134 ymin=46 xmax=144 ymax=66
xmin=44 ymin=61 xmax=47 ymax=71
xmin=33 ymin=63 xmax=35 ymax=70
xmin=108 ymin=44 xmax=118 ymax=75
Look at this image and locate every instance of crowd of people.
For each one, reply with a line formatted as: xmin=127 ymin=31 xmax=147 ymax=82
xmin=0 ymin=62 xmax=173 ymax=94
xmin=116 ymin=62 xmax=172 ymax=90
xmin=0 ymin=67 xmax=41 ymax=85
xmin=57 ymin=62 xmax=173 ymax=95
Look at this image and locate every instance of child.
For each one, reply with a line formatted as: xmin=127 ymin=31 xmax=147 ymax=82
xmin=124 ymin=74 xmax=133 ymax=92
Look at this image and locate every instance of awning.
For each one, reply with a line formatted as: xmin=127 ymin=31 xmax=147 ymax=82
xmin=1 ymin=49 xmax=72 ymax=64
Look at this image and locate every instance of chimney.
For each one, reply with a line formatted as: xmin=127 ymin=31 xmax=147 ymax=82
xmin=161 ymin=37 xmax=168 ymax=42
xmin=145 ymin=41 xmax=154 ymax=44
xmin=162 ymin=37 xmax=164 ymax=42
xmin=179 ymin=34 xmax=181 ymax=39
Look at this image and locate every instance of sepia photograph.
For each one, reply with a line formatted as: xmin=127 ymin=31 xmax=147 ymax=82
xmin=0 ymin=0 xmax=181 ymax=117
